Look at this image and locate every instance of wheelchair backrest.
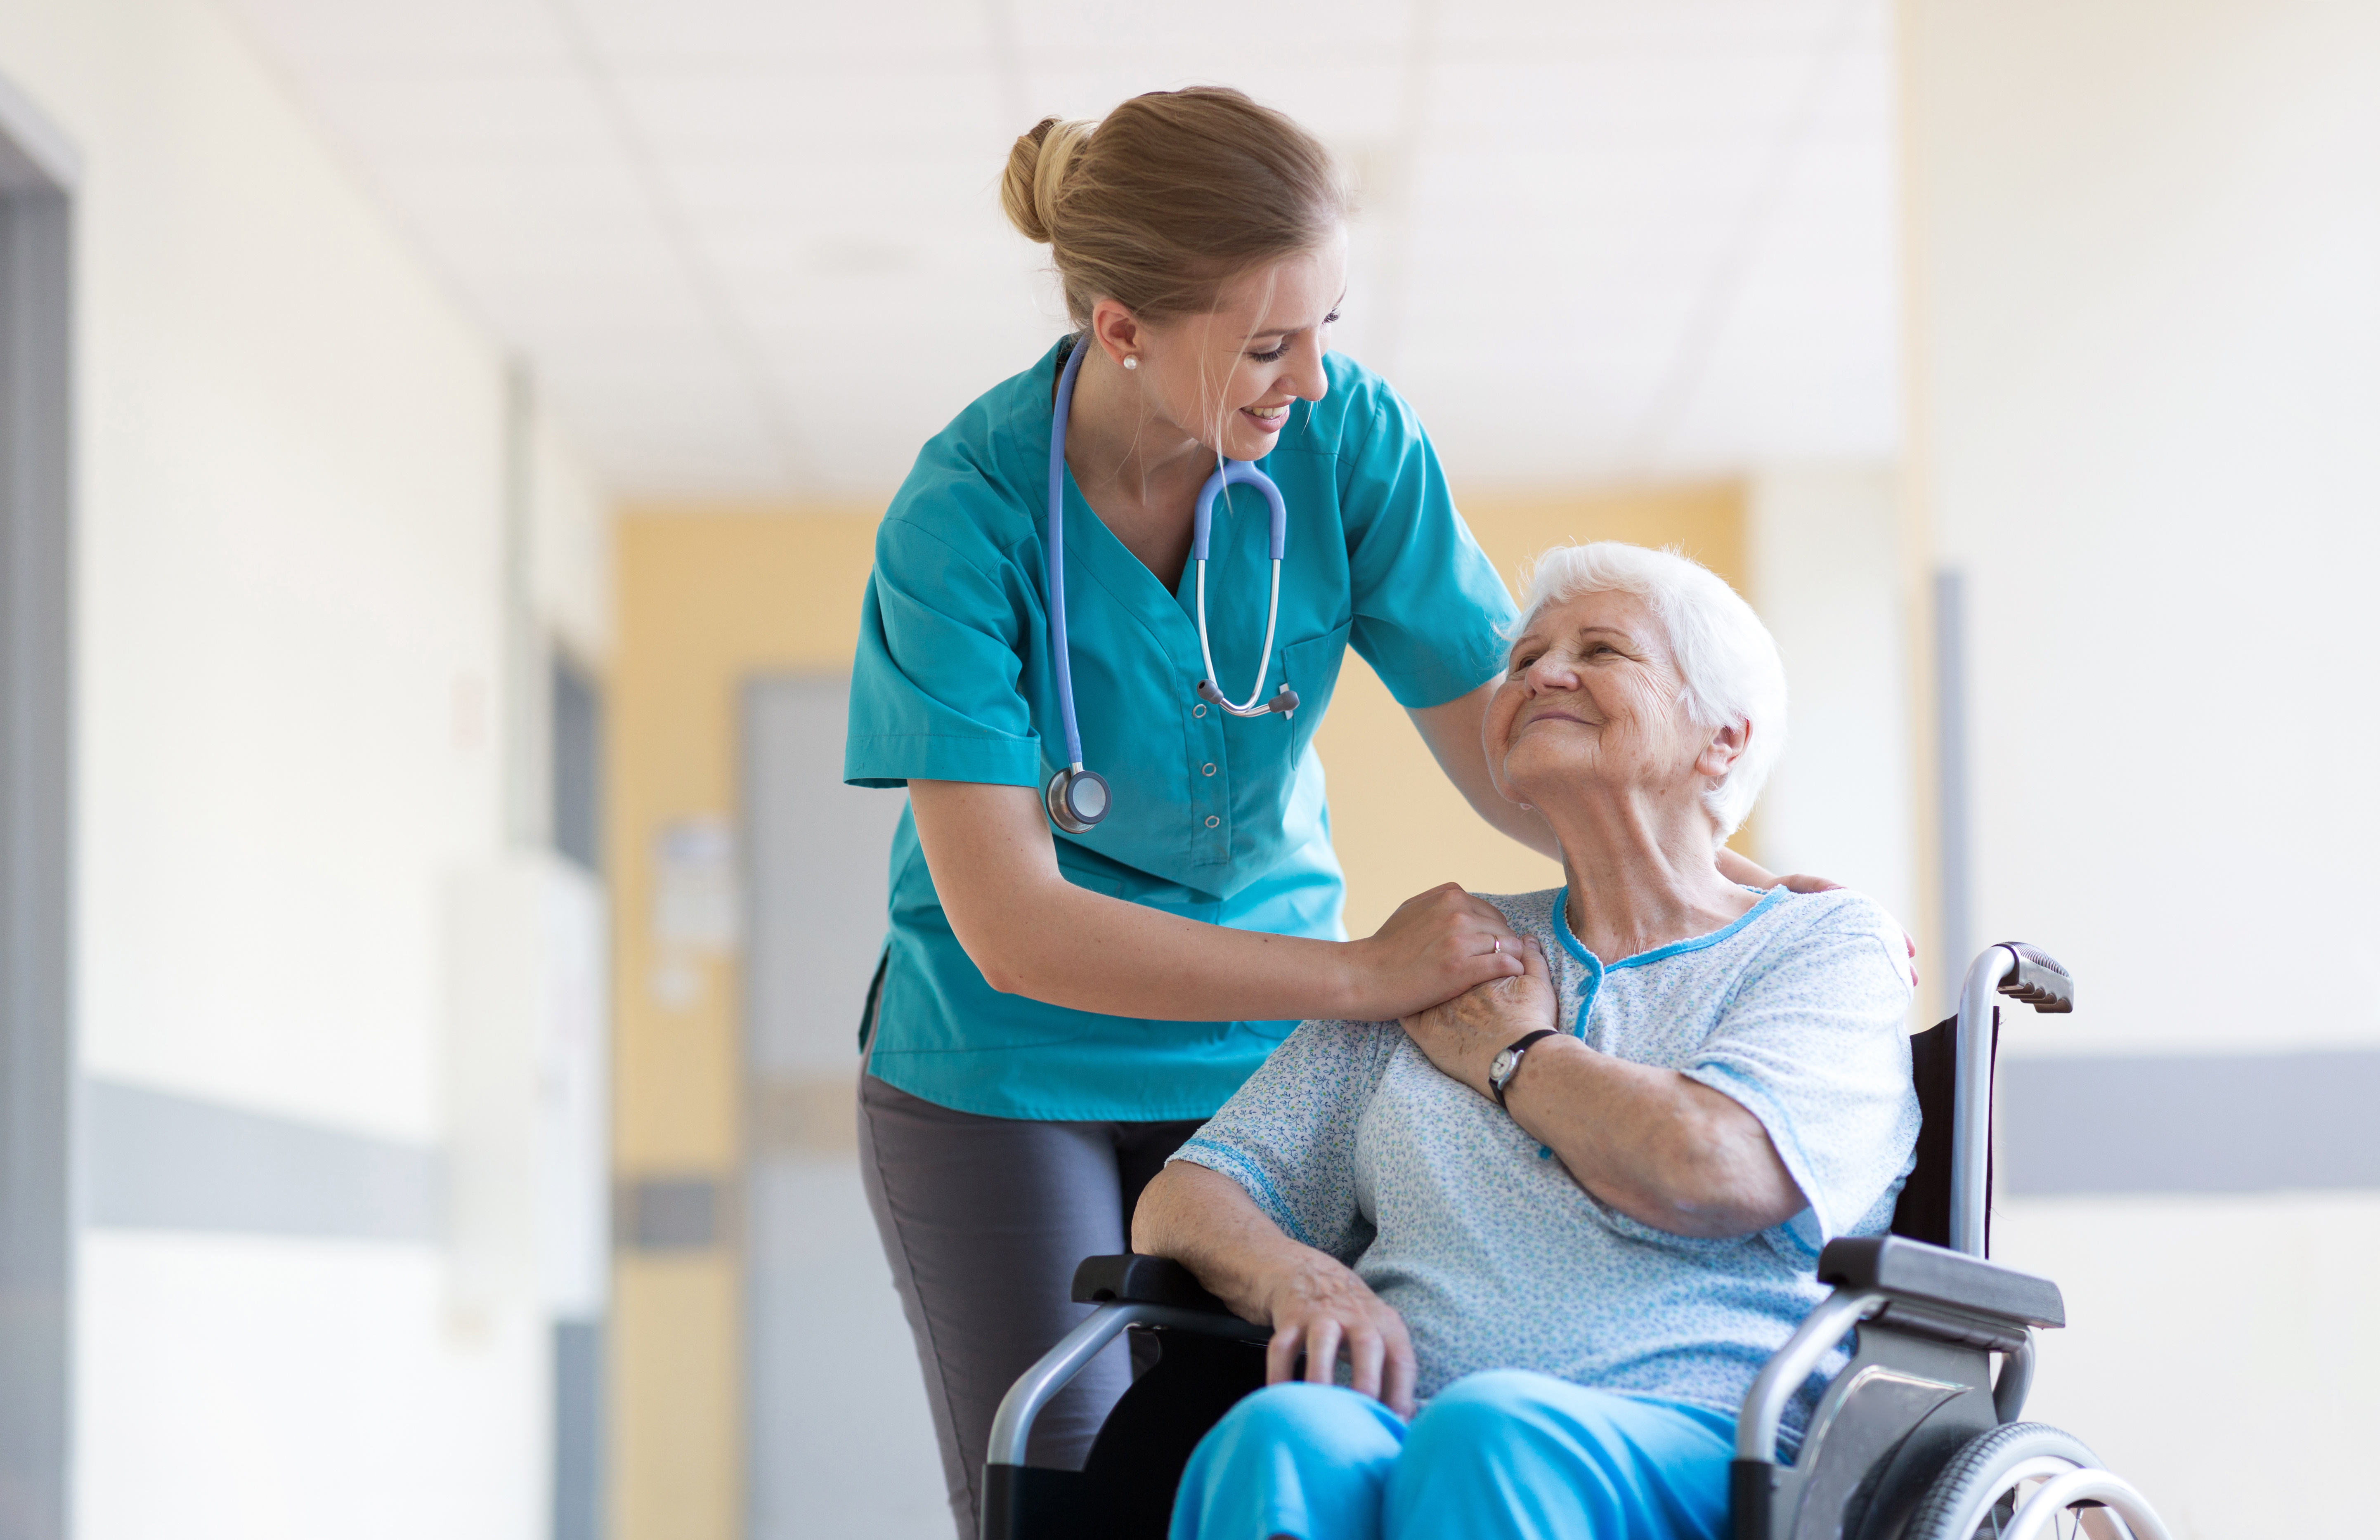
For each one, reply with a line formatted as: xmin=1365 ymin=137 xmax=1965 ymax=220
xmin=1888 ymin=1014 xmax=1994 ymax=1250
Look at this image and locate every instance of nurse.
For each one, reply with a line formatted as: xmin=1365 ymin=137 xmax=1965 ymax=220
xmin=842 ymin=87 xmax=1795 ymax=1537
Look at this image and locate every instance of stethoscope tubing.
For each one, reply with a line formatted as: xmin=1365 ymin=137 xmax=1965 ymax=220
xmin=1194 ymin=559 xmax=1284 ymax=716
xmin=1189 ymin=459 xmax=1290 ymax=716
xmin=1045 ymin=335 xmax=1294 ymax=825
xmin=1046 ymin=339 xmax=1092 ymax=771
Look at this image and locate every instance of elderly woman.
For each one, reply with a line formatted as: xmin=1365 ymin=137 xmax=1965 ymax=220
xmin=1131 ymin=542 xmax=1919 ymax=1540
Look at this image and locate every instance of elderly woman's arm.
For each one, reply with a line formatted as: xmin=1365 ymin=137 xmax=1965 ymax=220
xmin=1401 ymin=938 xmax=1805 ymax=1238
xmin=1134 ymin=1162 xmax=1418 ymax=1415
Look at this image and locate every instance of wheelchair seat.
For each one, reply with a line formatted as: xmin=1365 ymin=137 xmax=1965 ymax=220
xmin=985 ymin=942 xmax=2173 ymax=1540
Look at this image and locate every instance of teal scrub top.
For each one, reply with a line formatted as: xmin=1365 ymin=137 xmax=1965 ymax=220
xmin=844 ymin=338 xmax=1515 ymax=1122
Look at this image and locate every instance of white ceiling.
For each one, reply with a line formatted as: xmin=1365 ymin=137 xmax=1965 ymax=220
xmin=224 ymin=0 xmax=1899 ymax=501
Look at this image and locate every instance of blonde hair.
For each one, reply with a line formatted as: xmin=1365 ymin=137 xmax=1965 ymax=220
xmin=1509 ymin=542 xmax=1789 ymax=841
xmin=1001 ymin=87 xmax=1349 ymax=327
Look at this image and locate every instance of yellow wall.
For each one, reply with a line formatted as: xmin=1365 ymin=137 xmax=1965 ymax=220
xmin=1318 ymin=484 xmax=1749 ymax=935
xmin=606 ymin=484 xmax=1744 ymax=1540
xmin=607 ymin=509 xmax=882 ymax=1540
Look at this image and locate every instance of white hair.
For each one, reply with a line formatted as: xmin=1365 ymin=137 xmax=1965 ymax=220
xmin=1506 ymin=542 xmax=1787 ymax=840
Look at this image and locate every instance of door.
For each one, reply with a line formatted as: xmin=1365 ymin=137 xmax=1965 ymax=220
xmin=740 ymin=673 xmax=943 ymax=1538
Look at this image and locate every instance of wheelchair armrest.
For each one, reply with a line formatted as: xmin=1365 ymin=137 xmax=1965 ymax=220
xmin=1071 ymin=1253 xmax=1245 ymax=1317
xmin=1818 ymin=1235 xmax=2064 ymax=1330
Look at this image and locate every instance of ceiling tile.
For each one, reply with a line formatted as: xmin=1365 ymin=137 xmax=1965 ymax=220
xmin=232 ymin=0 xmax=1901 ymax=497
xmin=1007 ymin=0 xmax=1417 ymax=57
xmin=614 ymin=64 xmax=1010 ymax=157
xmin=572 ymin=0 xmax=992 ymax=67
xmin=290 ymin=68 xmax=612 ymax=157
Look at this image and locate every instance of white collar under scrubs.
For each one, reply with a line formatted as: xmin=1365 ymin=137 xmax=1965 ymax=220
xmin=844 ymin=336 xmax=1515 ymax=1123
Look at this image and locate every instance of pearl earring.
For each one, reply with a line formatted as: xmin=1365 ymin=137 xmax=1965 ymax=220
xmin=1121 ymin=356 xmax=1138 ymax=371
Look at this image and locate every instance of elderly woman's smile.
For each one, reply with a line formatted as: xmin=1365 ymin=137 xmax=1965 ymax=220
xmin=1485 ymin=587 xmax=1725 ymax=824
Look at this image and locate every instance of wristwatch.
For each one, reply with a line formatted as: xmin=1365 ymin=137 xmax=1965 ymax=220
xmin=1488 ymin=1029 xmax=1560 ymax=1110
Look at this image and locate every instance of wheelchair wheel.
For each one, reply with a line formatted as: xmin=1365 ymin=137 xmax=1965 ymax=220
xmin=1901 ymin=1422 xmax=2157 ymax=1540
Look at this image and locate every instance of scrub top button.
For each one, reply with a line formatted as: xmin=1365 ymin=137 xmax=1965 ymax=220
xmin=1204 ymin=815 xmax=1220 ymax=829
xmin=1192 ymin=703 xmax=1207 ymax=718
xmin=1201 ymin=763 xmax=1216 ymax=776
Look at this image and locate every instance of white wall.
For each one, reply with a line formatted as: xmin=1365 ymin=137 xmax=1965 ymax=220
xmin=1910 ymin=0 xmax=2380 ymax=1061
xmin=532 ymin=409 xmax=613 ymax=667
xmin=1907 ymin=0 xmax=2380 ymax=1531
xmin=1747 ymin=465 xmax=1917 ymax=946
xmin=0 ymin=0 xmax=607 ymax=1532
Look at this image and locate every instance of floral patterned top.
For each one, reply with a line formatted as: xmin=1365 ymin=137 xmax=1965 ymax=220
xmin=1171 ymin=885 xmax=1919 ymax=1436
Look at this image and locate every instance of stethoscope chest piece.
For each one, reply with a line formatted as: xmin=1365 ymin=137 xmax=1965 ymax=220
xmin=1045 ymin=764 xmax=1111 ymax=834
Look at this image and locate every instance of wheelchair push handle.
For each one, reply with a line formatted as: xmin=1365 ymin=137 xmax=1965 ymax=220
xmin=1950 ymin=942 xmax=2075 ymax=1261
xmin=1995 ymin=942 xmax=2073 ymax=1013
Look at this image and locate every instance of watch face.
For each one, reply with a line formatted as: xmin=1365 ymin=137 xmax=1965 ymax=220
xmin=1490 ymin=1048 xmax=1519 ymax=1084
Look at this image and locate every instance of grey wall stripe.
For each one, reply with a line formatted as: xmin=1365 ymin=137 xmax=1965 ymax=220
xmin=85 ymin=1078 xmax=442 ymax=1242
xmin=1999 ymin=1050 xmax=2380 ymax=1196
xmin=619 ymin=1175 xmax=725 ymax=1252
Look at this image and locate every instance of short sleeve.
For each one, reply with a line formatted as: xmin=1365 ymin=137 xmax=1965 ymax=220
xmin=1168 ymin=1018 xmax=1396 ymax=1264
xmin=844 ymin=513 xmax=1045 ymax=789
xmin=1336 ymin=387 xmax=1515 ymax=709
xmin=1682 ymin=902 xmax=1919 ymax=1253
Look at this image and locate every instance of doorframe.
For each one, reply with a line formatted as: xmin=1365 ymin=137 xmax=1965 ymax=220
xmin=0 ymin=70 xmax=77 ymax=1540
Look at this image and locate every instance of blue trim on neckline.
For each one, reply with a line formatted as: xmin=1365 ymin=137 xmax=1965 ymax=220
xmin=1551 ymin=884 xmax=1784 ymax=1040
xmin=1551 ymin=883 xmax=1787 ymax=974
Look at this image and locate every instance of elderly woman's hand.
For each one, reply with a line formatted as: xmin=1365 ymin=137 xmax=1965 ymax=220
xmin=1259 ymin=1250 xmax=1418 ymax=1417
xmin=1399 ymin=935 xmax=1559 ymax=1098
xmin=1134 ymin=1161 xmax=1418 ymax=1415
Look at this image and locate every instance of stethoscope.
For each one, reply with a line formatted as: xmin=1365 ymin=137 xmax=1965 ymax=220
xmin=1043 ymin=338 xmax=1300 ymax=834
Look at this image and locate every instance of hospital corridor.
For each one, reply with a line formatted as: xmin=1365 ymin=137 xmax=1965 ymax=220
xmin=0 ymin=1 xmax=2375 ymax=1538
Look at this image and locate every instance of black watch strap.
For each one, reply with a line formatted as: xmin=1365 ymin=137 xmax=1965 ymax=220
xmin=1490 ymin=1028 xmax=1560 ymax=1109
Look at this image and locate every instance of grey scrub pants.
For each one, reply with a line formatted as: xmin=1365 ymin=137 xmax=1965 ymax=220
xmin=857 ymin=1069 xmax=1205 ymax=1540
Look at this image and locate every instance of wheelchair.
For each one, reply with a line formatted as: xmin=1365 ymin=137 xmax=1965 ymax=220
xmin=983 ymin=942 xmax=2175 ymax=1540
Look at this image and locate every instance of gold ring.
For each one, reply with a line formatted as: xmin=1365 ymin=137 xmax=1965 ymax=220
xmin=1492 ymin=938 xmax=1501 ymax=955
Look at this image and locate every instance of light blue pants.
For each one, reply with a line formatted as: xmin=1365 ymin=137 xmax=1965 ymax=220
xmin=1168 ymin=1371 xmax=1735 ymax=1540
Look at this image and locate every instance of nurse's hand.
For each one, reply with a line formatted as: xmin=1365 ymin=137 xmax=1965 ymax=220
xmin=1714 ymin=848 xmax=1919 ymax=986
xmin=1399 ymin=935 xmax=1559 ymax=1099
xmin=1345 ymin=882 xmax=1526 ymax=1021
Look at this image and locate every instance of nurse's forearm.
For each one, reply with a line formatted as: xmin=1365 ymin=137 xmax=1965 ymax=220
xmin=909 ymin=780 xmax=1522 ymax=1022
xmin=914 ymin=779 xmax=1359 ymax=1018
xmin=1714 ymin=846 xmax=1779 ymax=888
xmin=1407 ymin=683 xmax=1562 ymax=860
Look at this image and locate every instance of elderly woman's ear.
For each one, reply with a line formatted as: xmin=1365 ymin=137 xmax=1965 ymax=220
xmin=1695 ymin=719 xmax=1750 ymax=783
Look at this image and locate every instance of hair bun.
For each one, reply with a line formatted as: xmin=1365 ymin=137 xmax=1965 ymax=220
xmin=1001 ymin=116 xmax=1091 ymax=246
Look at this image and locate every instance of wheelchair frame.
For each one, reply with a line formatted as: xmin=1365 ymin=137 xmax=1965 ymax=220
xmin=985 ymin=943 xmax=2174 ymax=1540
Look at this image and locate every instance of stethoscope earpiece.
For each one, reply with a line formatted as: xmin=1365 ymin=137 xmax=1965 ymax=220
xmin=1045 ymin=335 xmax=1294 ymax=832
xmin=1196 ymin=679 xmax=1300 ymax=719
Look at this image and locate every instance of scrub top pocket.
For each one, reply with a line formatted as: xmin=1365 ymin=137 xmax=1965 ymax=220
xmin=1279 ymin=620 xmax=1354 ymax=772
